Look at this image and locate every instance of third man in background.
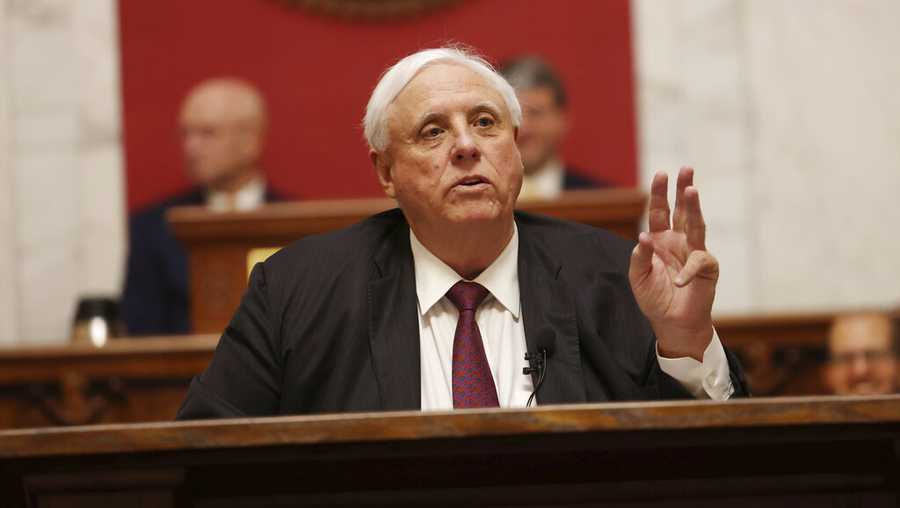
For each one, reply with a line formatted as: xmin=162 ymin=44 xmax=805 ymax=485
xmin=499 ymin=55 xmax=606 ymax=200
xmin=824 ymin=312 xmax=898 ymax=395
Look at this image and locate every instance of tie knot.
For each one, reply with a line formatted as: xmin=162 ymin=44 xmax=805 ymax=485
xmin=446 ymin=281 xmax=489 ymax=311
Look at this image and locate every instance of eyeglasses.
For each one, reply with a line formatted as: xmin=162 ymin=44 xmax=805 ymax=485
xmin=829 ymin=349 xmax=896 ymax=365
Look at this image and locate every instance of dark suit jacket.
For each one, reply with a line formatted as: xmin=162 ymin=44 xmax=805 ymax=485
xmin=122 ymin=186 xmax=281 ymax=336
xmin=177 ymin=209 xmax=748 ymax=419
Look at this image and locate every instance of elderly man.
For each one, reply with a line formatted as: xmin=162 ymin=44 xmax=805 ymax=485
xmin=122 ymin=78 xmax=281 ymax=335
xmin=177 ymin=48 xmax=746 ymax=418
xmin=824 ymin=312 xmax=898 ymax=395
xmin=499 ymin=55 xmax=605 ymax=200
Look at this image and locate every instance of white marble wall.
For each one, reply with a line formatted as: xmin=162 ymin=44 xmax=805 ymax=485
xmin=745 ymin=1 xmax=900 ymax=312
xmin=0 ymin=2 xmax=19 ymax=343
xmin=633 ymin=0 xmax=756 ymax=314
xmin=0 ymin=0 xmax=124 ymax=345
xmin=634 ymin=0 xmax=900 ymax=315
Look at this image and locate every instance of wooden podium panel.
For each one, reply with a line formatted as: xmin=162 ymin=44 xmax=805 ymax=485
xmin=1 ymin=396 xmax=899 ymax=507
xmin=169 ymin=189 xmax=647 ymax=334
xmin=0 ymin=336 xmax=216 ymax=429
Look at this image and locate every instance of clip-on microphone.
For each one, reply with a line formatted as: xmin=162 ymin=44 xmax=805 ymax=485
xmin=523 ymin=348 xmax=549 ymax=408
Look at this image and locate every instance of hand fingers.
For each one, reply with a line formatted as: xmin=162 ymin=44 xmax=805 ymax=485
xmin=684 ymin=186 xmax=707 ymax=250
xmin=647 ymin=172 xmax=671 ymax=233
xmin=646 ymin=167 xmax=692 ymax=233
xmin=672 ymin=166 xmax=694 ymax=232
xmin=674 ymin=250 xmax=719 ymax=287
xmin=629 ymin=232 xmax=655 ymax=281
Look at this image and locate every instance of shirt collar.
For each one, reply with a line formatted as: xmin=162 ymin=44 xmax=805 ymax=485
xmin=206 ymin=176 xmax=266 ymax=212
xmin=409 ymin=225 xmax=520 ymax=319
xmin=520 ymin=158 xmax=564 ymax=200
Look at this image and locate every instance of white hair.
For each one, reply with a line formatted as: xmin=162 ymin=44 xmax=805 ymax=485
xmin=363 ymin=47 xmax=522 ymax=152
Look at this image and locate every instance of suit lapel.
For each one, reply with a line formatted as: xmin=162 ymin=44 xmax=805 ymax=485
xmin=368 ymin=216 xmax=422 ymax=410
xmin=517 ymin=216 xmax=587 ymax=404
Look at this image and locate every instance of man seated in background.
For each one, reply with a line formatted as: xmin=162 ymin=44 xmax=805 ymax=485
xmin=122 ymin=78 xmax=281 ymax=335
xmin=498 ymin=55 xmax=606 ymax=200
xmin=824 ymin=311 xmax=898 ymax=395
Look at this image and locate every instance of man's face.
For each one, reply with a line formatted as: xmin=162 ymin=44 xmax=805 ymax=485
xmin=515 ymin=86 xmax=567 ymax=175
xmin=825 ymin=316 xmax=898 ymax=395
xmin=374 ymin=63 xmax=523 ymax=232
xmin=179 ymin=92 xmax=259 ymax=188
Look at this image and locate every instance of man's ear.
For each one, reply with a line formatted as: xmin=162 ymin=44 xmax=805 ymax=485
xmin=370 ymin=149 xmax=396 ymax=198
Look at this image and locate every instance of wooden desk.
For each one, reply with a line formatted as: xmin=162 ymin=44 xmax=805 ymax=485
xmin=0 ymin=310 xmax=874 ymax=431
xmin=0 ymin=336 xmax=216 ymax=429
xmin=169 ymin=189 xmax=647 ymax=334
xmin=1 ymin=396 xmax=898 ymax=507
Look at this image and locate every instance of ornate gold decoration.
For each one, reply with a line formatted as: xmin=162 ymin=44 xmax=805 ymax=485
xmin=271 ymin=0 xmax=461 ymax=20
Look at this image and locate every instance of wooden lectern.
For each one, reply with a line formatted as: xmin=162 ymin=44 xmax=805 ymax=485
xmin=1 ymin=396 xmax=898 ymax=507
xmin=169 ymin=189 xmax=647 ymax=334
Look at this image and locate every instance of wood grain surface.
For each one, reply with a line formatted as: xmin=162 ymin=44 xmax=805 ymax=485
xmin=2 ymin=395 xmax=898 ymax=459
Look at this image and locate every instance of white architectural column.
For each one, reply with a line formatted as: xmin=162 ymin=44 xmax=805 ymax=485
xmin=10 ymin=0 xmax=81 ymax=344
xmin=73 ymin=1 xmax=125 ymax=299
xmin=0 ymin=1 xmax=21 ymax=345
xmin=1 ymin=0 xmax=124 ymax=345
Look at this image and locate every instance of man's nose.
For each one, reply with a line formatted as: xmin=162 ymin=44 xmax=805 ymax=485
xmin=451 ymin=130 xmax=481 ymax=163
xmin=849 ymin=355 xmax=871 ymax=377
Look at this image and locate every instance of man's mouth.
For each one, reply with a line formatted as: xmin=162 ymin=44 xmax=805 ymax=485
xmin=454 ymin=176 xmax=490 ymax=187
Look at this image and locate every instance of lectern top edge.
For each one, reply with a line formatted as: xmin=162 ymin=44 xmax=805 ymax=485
xmin=1 ymin=395 xmax=898 ymax=460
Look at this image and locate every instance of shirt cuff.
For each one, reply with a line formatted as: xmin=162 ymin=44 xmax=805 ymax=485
xmin=656 ymin=329 xmax=734 ymax=400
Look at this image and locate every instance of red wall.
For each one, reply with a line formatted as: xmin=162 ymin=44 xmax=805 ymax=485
xmin=119 ymin=0 xmax=637 ymax=212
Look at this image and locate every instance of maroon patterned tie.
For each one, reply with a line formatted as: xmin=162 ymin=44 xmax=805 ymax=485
xmin=446 ymin=281 xmax=499 ymax=408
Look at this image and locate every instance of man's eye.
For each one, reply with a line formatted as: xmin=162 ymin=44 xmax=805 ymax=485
xmin=422 ymin=127 xmax=443 ymax=139
xmin=475 ymin=116 xmax=495 ymax=128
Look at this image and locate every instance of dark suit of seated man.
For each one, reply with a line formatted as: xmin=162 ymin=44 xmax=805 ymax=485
xmin=178 ymin=48 xmax=747 ymax=419
xmin=122 ymin=78 xmax=280 ymax=335
xmin=499 ymin=55 xmax=607 ymax=200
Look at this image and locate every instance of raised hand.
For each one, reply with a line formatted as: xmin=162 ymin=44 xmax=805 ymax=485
xmin=628 ymin=167 xmax=718 ymax=361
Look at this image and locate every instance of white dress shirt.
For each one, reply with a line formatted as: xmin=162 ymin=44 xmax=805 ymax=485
xmin=206 ymin=177 xmax=266 ymax=212
xmin=411 ymin=225 xmax=734 ymax=411
xmin=518 ymin=159 xmax=565 ymax=201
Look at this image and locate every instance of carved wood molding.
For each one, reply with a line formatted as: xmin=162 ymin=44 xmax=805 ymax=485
xmin=271 ymin=0 xmax=461 ymax=20
xmin=25 ymin=374 xmax=125 ymax=427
